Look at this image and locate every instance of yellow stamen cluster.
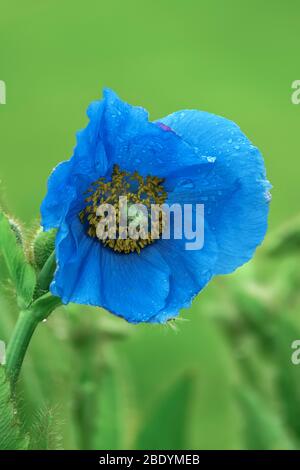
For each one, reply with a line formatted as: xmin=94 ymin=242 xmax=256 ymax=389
xmin=79 ymin=164 xmax=167 ymax=254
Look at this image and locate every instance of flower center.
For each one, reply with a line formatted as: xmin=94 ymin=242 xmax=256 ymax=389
xmin=79 ymin=164 xmax=167 ymax=254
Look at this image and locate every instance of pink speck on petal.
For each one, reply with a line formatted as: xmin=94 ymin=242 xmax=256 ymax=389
xmin=156 ymin=122 xmax=173 ymax=132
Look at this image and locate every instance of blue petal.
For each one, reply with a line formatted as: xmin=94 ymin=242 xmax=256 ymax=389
xmin=41 ymin=99 xmax=108 ymax=230
xmin=51 ymin=214 xmax=171 ymax=323
xmin=160 ymin=110 xmax=271 ymax=275
xmin=51 ymin=217 xmax=104 ymax=306
xmin=41 ymin=161 xmax=76 ymax=231
xmin=100 ymin=245 xmax=171 ymax=323
xmin=148 ymin=213 xmax=218 ymax=323
xmin=100 ymin=88 xmax=207 ymax=177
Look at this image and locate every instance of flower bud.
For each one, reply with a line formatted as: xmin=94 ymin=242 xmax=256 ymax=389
xmin=33 ymin=228 xmax=56 ymax=270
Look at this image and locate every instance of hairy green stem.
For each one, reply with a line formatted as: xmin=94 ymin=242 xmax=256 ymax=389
xmin=5 ymin=293 xmax=61 ymax=389
xmin=5 ymin=310 xmax=39 ymax=388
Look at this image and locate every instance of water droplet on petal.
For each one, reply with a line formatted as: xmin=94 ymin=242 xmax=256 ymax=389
xmin=265 ymin=191 xmax=272 ymax=202
xmin=178 ymin=179 xmax=194 ymax=189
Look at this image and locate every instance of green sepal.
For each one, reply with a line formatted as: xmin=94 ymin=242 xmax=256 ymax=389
xmin=30 ymin=292 xmax=62 ymax=323
xmin=36 ymin=251 xmax=57 ymax=295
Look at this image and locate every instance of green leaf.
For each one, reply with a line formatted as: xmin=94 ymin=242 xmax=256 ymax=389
xmin=28 ymin=407 xmax=63 ymax=450
xmin=234 ymin=284 xmax=300 ymax=444
xmin=135 ymin=373 xmax=194 ymax=450
xmin=266 ymin=215 xmax=300 ymax=257
xmin=272 ymin=315 xmax=300 ymax=441
xmin=0 ymin=212 xmax=36 ymax=308
xmin=0 ymin=366 xmax=29 ymax=450
xmin=117 ymin=305 xmax=242 ymax=450
xmin=90 ymin=365 xmax=124 ymax=450
xmin=237 ymin=386 xmax=294 ymax=450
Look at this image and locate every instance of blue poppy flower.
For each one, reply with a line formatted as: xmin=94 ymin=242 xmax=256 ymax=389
xmin=41 ymin=89 xmax=271 ymax=324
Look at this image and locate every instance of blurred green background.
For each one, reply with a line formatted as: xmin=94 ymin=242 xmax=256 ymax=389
xmin=1 ymin=0 xmax=300 ymax=450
